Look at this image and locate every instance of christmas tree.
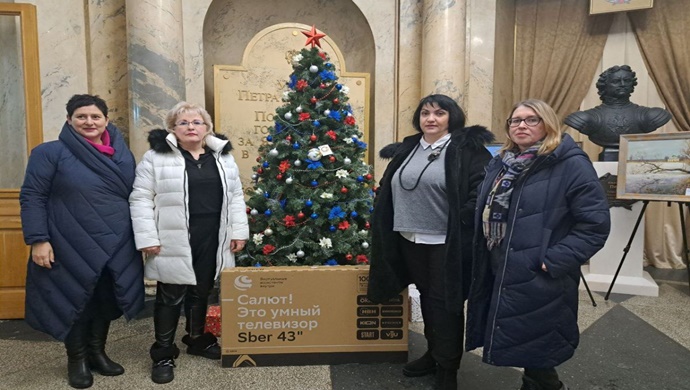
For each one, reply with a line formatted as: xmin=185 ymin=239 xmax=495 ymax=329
xmin=236 ymin=27 xmax=375 ymax=267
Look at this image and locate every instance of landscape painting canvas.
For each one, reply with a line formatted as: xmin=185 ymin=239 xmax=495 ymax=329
xmin=590 ymin=0 xmax=653 ymax=15
xmin=617 ymin=133 xmax=690 ymax=202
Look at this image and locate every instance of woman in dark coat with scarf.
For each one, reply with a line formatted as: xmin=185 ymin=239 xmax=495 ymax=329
xmin=20 ymin=94 xmax=145 ymax=389
xmin=465 ymin=99 xmax=610 ymax=390
xmin=367 ymin=94 xmax=493 ymax=389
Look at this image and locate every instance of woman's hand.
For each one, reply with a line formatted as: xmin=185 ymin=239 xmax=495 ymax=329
xmin=31 ymin=242 xmax=54 ymax=269
xmin=141 ymin=246 xmax=161 ymax=256
xmin=541 ymin=263 xmax=548 ymax=272
xmin=230 ymin=240 xmax=246 ymax=253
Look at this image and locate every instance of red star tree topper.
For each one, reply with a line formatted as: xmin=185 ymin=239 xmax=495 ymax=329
xmin=302 ymin=25 xmax=326 ymax=48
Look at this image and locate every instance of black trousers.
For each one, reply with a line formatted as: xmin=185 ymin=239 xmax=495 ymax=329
xmin=400 ymin=238 xmax=464 ymax=370
xmin=154 ymin=215 xmax=220 ymax=347
xmin=79 ymin=269 xmax=122 ymax=324
xmin=524 ymin=367 xmax=561 ymax=390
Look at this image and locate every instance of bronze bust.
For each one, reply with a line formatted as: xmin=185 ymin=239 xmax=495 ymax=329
xmin=564 ymin=65 xmax=672 ymax=161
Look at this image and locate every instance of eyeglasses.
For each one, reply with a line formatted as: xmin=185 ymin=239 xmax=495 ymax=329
xmin=175 ymin=120 xmax=206 ymax=127
xmin=507 ymin=116 xmax=542 ymax=128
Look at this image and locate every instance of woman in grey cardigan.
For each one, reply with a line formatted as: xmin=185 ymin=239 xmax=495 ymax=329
xmin=367 ymin=94 xmax=493 ymax=389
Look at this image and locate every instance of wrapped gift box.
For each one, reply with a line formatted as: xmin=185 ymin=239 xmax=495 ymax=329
xmin=205 ymin=305 xmax=221 ymax=337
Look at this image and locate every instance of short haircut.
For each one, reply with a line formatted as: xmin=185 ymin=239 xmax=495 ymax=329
xmin=412 ymin=94 xmax=466 ymax=133
xmin=66 ymin=94 xmax=108 ymax=118
xmin=165 ymin=101 xmax=214 ymax=134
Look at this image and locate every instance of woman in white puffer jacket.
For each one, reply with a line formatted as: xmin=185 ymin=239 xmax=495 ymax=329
xmin=129 ymin=102 xmax=248 ymax=384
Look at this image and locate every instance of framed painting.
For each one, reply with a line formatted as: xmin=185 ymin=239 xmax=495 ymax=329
xmin=617 ymin=133 xmax=690 ymax=202
xmin=590 ymin=0 xmax=653 ymax=15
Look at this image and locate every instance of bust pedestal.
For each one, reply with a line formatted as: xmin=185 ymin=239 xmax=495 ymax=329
xmin=580 ymin=162 xmax=659 ymax=297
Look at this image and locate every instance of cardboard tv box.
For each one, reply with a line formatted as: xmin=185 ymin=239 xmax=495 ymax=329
xmin=220 ymin=265 xmax=408 ymax=367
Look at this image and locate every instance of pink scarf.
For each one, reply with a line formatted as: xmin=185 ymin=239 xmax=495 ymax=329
xmin=85 ymin=130 xmax=115 ymax=157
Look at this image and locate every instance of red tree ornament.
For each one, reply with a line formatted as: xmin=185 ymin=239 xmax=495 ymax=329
xmin=262 ymin=245 xmax=276 ymax=255
xmin=302 ymin=25 xmax=326 ymax=48
xmin=310 ymin=134 xmax=317 ymax=142
xmin=340 ymin=186 xmax=348 ymax=194
xmin=296 ymin=79 xmax=308 ymax=91
xmin=283 ymin=215 xmax=296 ymax=228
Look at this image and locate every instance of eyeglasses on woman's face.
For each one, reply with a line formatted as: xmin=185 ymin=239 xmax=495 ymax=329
xmin=175 ymin=120 xmax=206 ymax=128
xmin=507 ymin=116 xmax=542 ymax=128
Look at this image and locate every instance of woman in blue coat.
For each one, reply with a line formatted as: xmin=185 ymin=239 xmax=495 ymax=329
xmin=20 ymin=94 xmax=145 ymax=389
xmin=465 ymin=99 xmax=610 ymax=390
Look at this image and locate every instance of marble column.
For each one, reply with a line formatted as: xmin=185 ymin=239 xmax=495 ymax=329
xmin=87 ymin=0 xmax=128 ymax=141
xmin=465 ymin=0 xmax=497 ymax=128
xmin=421 ymin=0 xmax=466 ymax=106
xmin=398 ymin=0 xmax=424 ymax=140
xmin=126 ymin=0 xmax=186 ymax=159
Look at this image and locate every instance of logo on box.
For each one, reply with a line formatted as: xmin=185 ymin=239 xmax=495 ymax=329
xmin=234 ymin=275 xmax=253 ymax=290
xmin=357 ymin=318 xmax=379 ymax=328
xmin=381 ymin=330 xmax=404 ymax=340
xmin=357 ymin=330 xmax=379 ymax=340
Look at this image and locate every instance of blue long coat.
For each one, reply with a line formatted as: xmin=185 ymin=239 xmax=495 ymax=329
xmin=465 ymin=134 xmax=610 ymax=368
xmin=20 ymin=122 xmax=145 ymax=341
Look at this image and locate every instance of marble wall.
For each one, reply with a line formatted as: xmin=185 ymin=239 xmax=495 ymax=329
xmin=0 ymin=12 xmax=26 ymax=188
xmin=87 ymin=0 xmax=128 ymax=140
xmin=21 ymin=0 xmax=89 ymax=141
xmin=6 ymin=0 xmax=501 ymax=173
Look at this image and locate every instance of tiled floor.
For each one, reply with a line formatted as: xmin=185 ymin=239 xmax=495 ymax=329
xmin=0 ymin=267 xmax=688 ymax=390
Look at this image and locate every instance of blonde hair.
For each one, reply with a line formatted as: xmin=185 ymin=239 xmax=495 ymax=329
xmin=500 ymin=99 xmax=562 ymax=156
xmin=165 ymin=101 xmax=214 ymax=134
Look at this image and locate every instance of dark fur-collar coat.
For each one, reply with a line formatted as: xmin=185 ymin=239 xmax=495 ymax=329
xmin=367 ymin=126 xmax=494 ymax=313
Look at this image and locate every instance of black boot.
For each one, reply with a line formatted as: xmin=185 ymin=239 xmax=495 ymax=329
xmin=520 ymin=375 xmax=543 ymax=390
xmin=403 ymin=350 xmax=437 ymax=377
xmin=434 ymin=367 xmax=458 ymax=390
xmin=150 ymin=343 xmax=180 ymax=384
xmin=65 ymin=322 xmax=94 ymax=389
xmin=151 ymin=285 xmax=184 ymax=384
xmin=182 ymin=332 xmax=221 ymax=360
xmin=519 ymin=376 xmax=568 ymax=390
xmin=88 ymin=319 xmax=124 ymax=376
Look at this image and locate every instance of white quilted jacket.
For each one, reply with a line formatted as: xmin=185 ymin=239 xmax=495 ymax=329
xmin=129 ymin=132 xmax=249 ymax=285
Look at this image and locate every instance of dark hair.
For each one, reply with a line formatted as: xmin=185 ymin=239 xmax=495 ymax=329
xmin=66 ymin=94 xmax=108 ymax=118
xmin=596 ymin=65 xmax=637 ymax=97
xmin=412 ymin=94 xmax=466 ymax=133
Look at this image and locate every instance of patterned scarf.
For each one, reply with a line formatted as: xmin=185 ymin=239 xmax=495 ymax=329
xmin=482 ymin=144 xmax=541 ymax=250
